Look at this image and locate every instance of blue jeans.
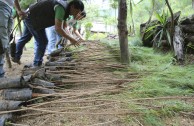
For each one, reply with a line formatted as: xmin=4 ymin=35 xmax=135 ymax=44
xmin=16 ymin=15 xmax=48 ymax=66
xmin=15 ymin=23 xmax=33 ymax=58
xmin=46 ymin=26 xmax=61 ymax=54
xmin=15 ymin=23 xmax=38 ymax=60
xmin=0 ymin=2 xmax=13 ymax=77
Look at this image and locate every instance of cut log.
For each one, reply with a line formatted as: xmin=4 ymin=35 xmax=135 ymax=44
xmin=23 ymin=75 xmax=32 ymax=82
xmin=33 ymin=78 xmax=55 ymax=87
xmin=181 ymin=24 xmax=194 ymax=33
xmin=0 ymin=76 xmax=26 ymax=89
xmin=22 ymin=68 xmax=46 ymax=79
xmin=0 ymin=114 xmax=12 ymax=126
xmin=0 ymin=101 xmax=22 ymax=111
xmin=173 ymin=26 xmax=184 ymax=61
xmin=49 ymin=48 xmax=64 ymax=57
xmin=33 ymin=87 xmax=55 ymax=94
xmin=47 ymin=56 xmax=59 ymax=62
xmin=55 ymin=57 xmax=73 ymax=62
xmin=59 ymin=52 xmax=73 ymax=57
xmin=1 ymin=88 xmax=32 ymax=101
xmin=22 ymin=67 xmax=42 ymax=76
xmin=45 ymin=74 xmax=63 ymax=81
xmin=33 ymin=68 xmax=46 ymax=79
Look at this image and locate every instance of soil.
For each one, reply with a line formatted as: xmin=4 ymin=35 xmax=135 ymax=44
xmin=4 ymin=48 xmax=35 ymax=77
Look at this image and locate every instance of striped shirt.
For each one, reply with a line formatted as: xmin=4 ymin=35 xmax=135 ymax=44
xmin=0 ymin=0 xmax=14 ymax=8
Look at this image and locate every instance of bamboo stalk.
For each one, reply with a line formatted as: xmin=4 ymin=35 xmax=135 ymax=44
xmin=19 ymin=113 xmax=47 ymax=118
xmin=28 ymin=97 xmax=123 ymax=108
xmin=33 ymin=102 xmax=119 ymax=110
xmin=29 ymin=84 xmax=56 ymax=94
xmin=26 ymin=107 xmax=140 ymax=115
xmin=0 ymin=107 xmax=141 ymax=116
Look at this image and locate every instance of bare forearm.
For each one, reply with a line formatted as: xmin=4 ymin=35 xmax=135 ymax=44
xmin=56 ymin=27 xmax=74 ymax=41
xmin=74 ymin=30 xmax=84 ymax=40
xmin=55 ymin=19 xmax=80 ymax=46
xmin=14 ymin=0 xmax=21 ymax=12
xmin=14 ymin=0 xmax=26 ymax=19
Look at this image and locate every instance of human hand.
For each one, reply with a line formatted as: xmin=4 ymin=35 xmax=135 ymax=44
xmin=70 ymin=38 xmax=80 ymax=47
xmin=18 ymin=10 xmax=27 ymax=19
xmin=78 ymin=37 xmax=85 ymax=42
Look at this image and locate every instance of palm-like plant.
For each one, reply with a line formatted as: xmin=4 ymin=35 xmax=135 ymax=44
xmin=145 ymin=10 xmax=172 ymax=48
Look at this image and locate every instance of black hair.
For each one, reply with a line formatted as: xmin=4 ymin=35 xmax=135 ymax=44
xmin=68 ymin=0 xmax=84 ymax=11
xmin=81 ymin=11 xmax=86 ymax=18
xmin=65 ymin=0 xmax=84 ymax=20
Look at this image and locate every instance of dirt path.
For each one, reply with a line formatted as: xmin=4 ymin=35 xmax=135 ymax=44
xmin=5 ymin=48 xmax=34 ymax=77
xmin=10 ymin=41 xmax=134 ymax=126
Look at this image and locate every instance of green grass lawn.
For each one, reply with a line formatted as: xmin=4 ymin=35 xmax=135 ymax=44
xmin=100 ymin=37 xmax=194 ymax=126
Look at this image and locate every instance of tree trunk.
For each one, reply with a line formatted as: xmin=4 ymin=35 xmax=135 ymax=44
xmin=192 ymin=0 xmax=194 ymax=8
xmin=165 ymin=0 xmax=174 ymax=49
xmin=173 ymin=26 xmax=184 ymax=62
xmin=118 ymin=0 xmax=130 ymax=64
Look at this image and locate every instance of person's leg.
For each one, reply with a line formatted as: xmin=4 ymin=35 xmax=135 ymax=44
xmin=55 ymin=29 xmax=63 ymax=49
xmin=24 ymin=16 xmax=48 ymax=66
xmin=46 ymin=26 xmax=57 ymax=54
xmin=14 ymin=23 xmax=33 ymax=61
xmin=0 ymin=2 xmax=12 ymax=77
xmin=0 ymin=54 xmax=5 ymax=77
xmin=56 ymin=30 xmax=62 ymax=43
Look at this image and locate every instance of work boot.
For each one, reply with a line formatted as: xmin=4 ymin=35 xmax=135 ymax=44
xmin=11 ymin=57 xmax=21 ymax=65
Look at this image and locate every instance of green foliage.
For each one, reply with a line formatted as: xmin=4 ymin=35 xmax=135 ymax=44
xmin=19 ymin=0 xmax=36 ymax=10
xmin=90 ymin=33 xmax=107 ymax=40
xmin=128 ymin=36 xmax=143 ymax=46
xmin=110 ymin=0 xmax=119 ymax=9
xmin=144 ymin=113 xmax=164 ymax=126
xmin=100 ymin=38 xmax=194 ymax=126
xmin=126 ymin=0 xmax=194 ymax=36
xmin=84 ymin=22 xmax=93 ymax=40
xmin=146 ymin=10 xmax=172 ymax=47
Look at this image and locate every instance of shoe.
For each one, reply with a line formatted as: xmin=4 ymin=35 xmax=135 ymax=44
xmin=24 ymin=63 xmax=42 ymax=69
xmin=11 ymin=57 xmax=21 ymax=64
xmin=0 ymin=72 xmax=5 ymax=78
